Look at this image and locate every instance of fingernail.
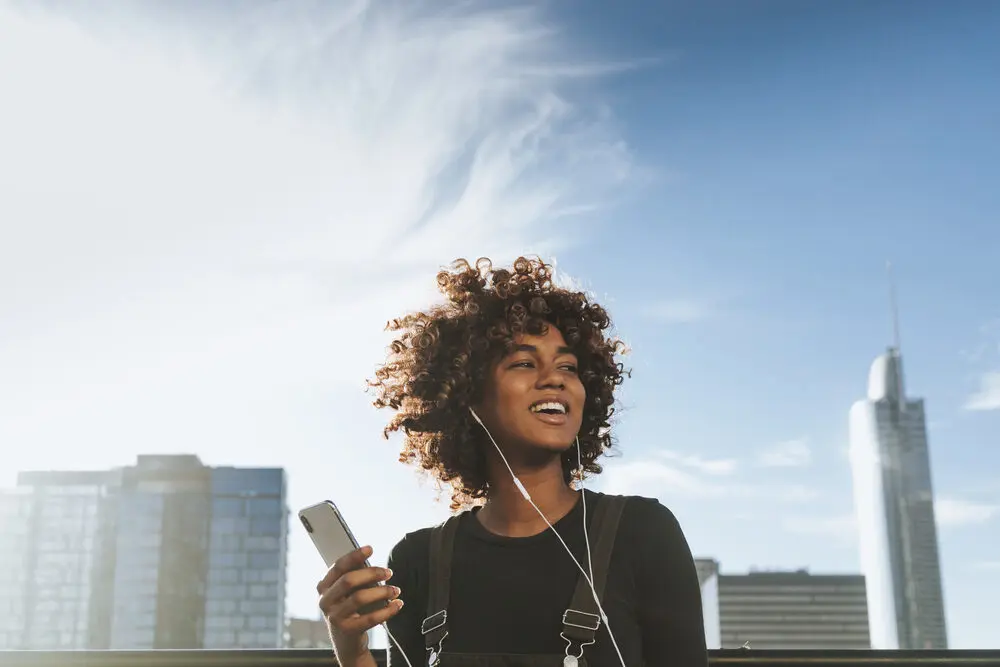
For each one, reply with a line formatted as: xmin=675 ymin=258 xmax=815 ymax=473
xmin=383 ymin=568 xmax=393 ymax=579
xmin=394 ymin=599 xmax=404 ymax=609
xmin=362 ymin=545 xmax=373 ymax=556
xmin=392 ymin=586 xmax=401 ymax=596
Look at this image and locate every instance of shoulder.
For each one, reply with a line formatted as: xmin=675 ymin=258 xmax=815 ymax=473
xmin=387 ymin=525 xmax=434 ymax=571
xmin=601 ymin=492 xmax=691 ymax=562
xmin=386 ymin=511 xmax=468 ymax=572
xmin=601 ymin=492 xmax=684 ymax=534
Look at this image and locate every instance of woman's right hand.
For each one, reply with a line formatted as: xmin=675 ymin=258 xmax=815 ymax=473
xmin=317 ymin=545 xmax=404 ymax=666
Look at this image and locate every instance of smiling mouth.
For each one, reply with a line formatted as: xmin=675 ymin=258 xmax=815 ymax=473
xmin=529 ymin=400 xmax=568 ymax=415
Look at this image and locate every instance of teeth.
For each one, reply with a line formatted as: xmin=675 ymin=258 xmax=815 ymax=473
xmin=531 ymin=402 xmax=566 ymax=414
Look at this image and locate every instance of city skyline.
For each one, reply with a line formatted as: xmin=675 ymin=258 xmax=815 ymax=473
xmin=3 ymin=454 xmax=880 ymax=652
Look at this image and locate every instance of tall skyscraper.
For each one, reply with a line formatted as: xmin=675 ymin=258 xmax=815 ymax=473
xmin=695 ymin=561 xmax=870 ymax=649
xmin=0 ymin=455 xmax=288 ymax=650
xmin=848 ymin=271 xmax=948 ymax=649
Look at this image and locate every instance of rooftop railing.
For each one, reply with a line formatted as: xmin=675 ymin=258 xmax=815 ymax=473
xmin=1 ymin=650 xmax=999 ymax=667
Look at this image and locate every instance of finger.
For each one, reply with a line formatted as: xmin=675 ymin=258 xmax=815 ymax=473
xmin=319 ymin=567 xmax=391 ymax=613
xmin=337 ymin=598 xmax=405 ymax=634
xmin=331 ymin=566 xmax=392 ymax=601
xmin=340 ymin=584 xmax=401 ymax=617
xmin=317 ymin=545 xmax=373 ymax=594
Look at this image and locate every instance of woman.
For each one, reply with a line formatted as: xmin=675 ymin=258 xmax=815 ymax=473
xmin=317 ymin=257 xmax=707 ymax=667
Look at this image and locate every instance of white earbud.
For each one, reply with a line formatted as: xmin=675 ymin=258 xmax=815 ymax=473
xmin=469 ymin=407 xmax=530 ymax=500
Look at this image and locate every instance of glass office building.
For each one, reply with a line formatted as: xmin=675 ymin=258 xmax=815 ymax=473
xmin=849 ymin=347 xmax=948 ymax=649
xmin=203 ymin=467 xmax=287 ymax=648
xmin=0 ymin=456 xmax=287 ymax=650
xmin=0 ymin=471 xmax=120 ymax=650
xmin=110 ymin=455 xmax=215 ymax=649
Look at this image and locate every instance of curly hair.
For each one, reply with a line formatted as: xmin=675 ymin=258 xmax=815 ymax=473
xmin=368 ymin=256 xmax=629 ymax=509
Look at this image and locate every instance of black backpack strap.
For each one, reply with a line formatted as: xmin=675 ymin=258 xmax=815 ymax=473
xmin=422 ymin=514 xmax=461 ymax=652
xmin=561 ymin=493 xmax=628 ymax=644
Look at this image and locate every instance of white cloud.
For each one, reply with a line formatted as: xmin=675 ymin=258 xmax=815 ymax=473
xmin=936 ymin=498 xmax=999 ymax=527
xmin=599 ymin=459 xmax=717 ymax=498
xmin=964 ymin=372 xmax=1000 ymax=411
xmin=599 ymin=456 xmax=819 ymax=503
xmin=642 ymin=298 xmax=711 ymax=324
xmin=0 ymin=1 xmax=635 ymax=623
xmin=756 ymin=438 xmax=811 ymax=468
xmin=550 ymin=255 xmax=590 ymax=294
xmin=782 ymin=514 xmax=857 ymax=545
xmin=658 ymin=449 xmax=738 ymax=476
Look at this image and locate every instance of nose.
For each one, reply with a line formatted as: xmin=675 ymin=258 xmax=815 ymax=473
xmin=536 ymin=362 xmax=565 ymax=390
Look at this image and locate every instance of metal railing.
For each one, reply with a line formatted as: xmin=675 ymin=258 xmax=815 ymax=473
xmin=1 ymin=650 xmax=999 ymax=667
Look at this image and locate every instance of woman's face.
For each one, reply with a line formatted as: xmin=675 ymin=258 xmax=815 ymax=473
xmin=475 ymin=323 xmax=586 ymax=457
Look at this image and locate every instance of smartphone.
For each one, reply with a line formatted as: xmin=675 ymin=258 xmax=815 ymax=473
xmin=299 ymin=500 xmax=388 ymax=615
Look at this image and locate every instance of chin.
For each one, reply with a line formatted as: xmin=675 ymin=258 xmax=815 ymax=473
xmin=525 ymin=436 xmax=575 ymax=453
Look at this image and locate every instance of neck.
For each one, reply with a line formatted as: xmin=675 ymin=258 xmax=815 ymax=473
xmin=478 ymin=457 xmax=579 ymax=537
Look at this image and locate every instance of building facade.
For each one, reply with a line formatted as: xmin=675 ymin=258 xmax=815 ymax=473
xmin=849 ymin=347 xmax=948 ymax=649
xmin=0 ymin=471 xmax=119 ymax=650
xmin=0 ymin=455 xmax=287 ymax=650
xmin=715 ymin=569 xmax=870 ymax=649
xmin=286 ymin=617 xmax=333 ymax=649
xmin=695 ymin=559 xmax=722 ymax=649
xmin=203 ymin=466 xmax=287 ymax=648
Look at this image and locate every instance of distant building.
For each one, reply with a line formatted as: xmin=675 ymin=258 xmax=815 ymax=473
xmin=695 ymin=559 xmax=721 ymax=649
xmin=0 ymin=455 xmax=288 ymax=650
xmin=285 ymin=617 xmax=375 ymax=651
xmin=286 ymin=617 xmax=332 ymax=649
xmin=0 ymin=471 xmax=118 ymax=650
xmin=695 ymin=562 xmax=870 ymax=649
xmin=849 ymin=343 xmax=948 ymax=649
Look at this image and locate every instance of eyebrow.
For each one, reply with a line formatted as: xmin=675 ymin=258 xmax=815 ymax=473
xmin=513 ymin=344 xmax=575 ymax=355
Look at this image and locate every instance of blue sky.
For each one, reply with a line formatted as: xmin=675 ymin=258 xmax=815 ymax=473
xmin=0 ymin=0 xmax=997 ymax=650
xmin=557 ymin=0 xmax=1000 ymax=649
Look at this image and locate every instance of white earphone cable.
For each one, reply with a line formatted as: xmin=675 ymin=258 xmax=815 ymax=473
xmin=382 ymin=621 xmax=413 ymax=667
xmin=470 ymin=408 xmax=627 ymax=667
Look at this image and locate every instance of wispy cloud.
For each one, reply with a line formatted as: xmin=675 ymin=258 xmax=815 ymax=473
xmin=756 ymin=438 xmax=811 ymax=468
xmin=0 ymin=1 xmax=635 ymax=622
xmin=962 ymin=320 xmax=1000 ymax=411
xmin=599 ymin=456 xmax=819 ymax=503
xmin=936 ymin=498 xmax=999 ymax=527
xmin=782 ymin=514 xmax=857 ymax=545
xmin=642 ymin=298 xmax=712 ymax=324
xmin=658 ymin=449 xmax=738 ymax=476
xmin=964 ymin=372 xmax=1000 ymax=411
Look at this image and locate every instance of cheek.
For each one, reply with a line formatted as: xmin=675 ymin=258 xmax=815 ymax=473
xmin=571 ymin=377 xmax=587 ymax=405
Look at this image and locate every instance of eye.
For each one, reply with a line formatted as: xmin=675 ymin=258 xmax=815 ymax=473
xmin=510 ymin=360 xmax=535 ymax=369
xmin=560 ymin=364 xmax=579 ymax=373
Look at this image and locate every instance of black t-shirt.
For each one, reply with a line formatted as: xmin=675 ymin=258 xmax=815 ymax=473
xmin=385 ymin=490 xmax=707 ymax=667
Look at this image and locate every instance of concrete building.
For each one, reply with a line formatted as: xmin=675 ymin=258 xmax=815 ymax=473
xmin=695 ymin=561 xmax=870 ymax=650
xmin=718 ymin=569 xmax=870 ymax=649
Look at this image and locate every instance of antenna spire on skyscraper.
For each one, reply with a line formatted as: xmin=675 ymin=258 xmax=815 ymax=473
xmin=887 ymin=260 xmax=902 ymax=353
